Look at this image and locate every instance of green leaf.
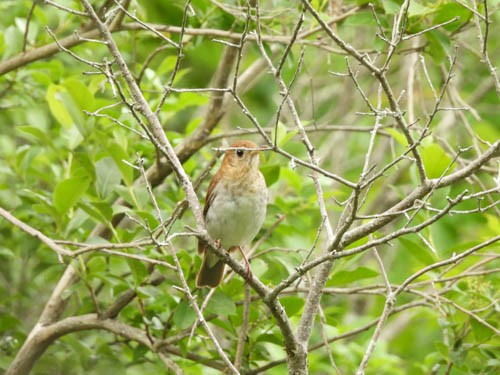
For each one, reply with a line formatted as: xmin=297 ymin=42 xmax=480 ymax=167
xmin=46 ymin=84 xmax=74 ymax=128
xmin=280 ymin=127 xmax=298 ymax=147
xmin=484 ymin=214 xmax=500 ymax=237
xmin=261 ymin=255 xmax=289 ymax=284
xmin=426 ymin=30 xmax=450 ymax=63
xmin=173 ymin=300 xmax=197 ymax=329
xmin=386 ymin=128 xmax=408 ymax=147
xmin=95 ymin=157 xmax=122 ymax=199
xmin=310 ymin=0 xmax=323 ymax=12
xmin=3 ymin=26 xmax=23 ymax=58
xmin=0 ymin=313 xmax=21 ymax=330
xmin=206 ymin=291 xmax=236 ymax=316
xmin=408 ymin=1 xmax=434 ymax=17
xmin=71 ymin=152 xmax=95 ymax=179
xmin=433 ymin=4 xmax=470 ymax=33
xmin=87 ymin=256 xmax=107 ymax=279
xmin=53 ymin=177 xmax=90 ymax=214
xmin=280 ymin=168 xmax=303 ymax=192
xmin=127 ymin=258 xmax=148 ymax=285
xmin=107 ymin=143 xmax=134 ymax=186
xmin=421 ymin=143 xmax=453 ymax=179
xmin=344 ymin=11 xmax=377 ymax=26
xmin=256 ymin=333 xmax=283 ymax=345
xmin=434 ymin=341 xmax=449 ymax=359
xmin=281 ymin=296 xmax=304 ymax=317
xmin=486 ymin=359 xmax=500 ymax=369
xmin=329 ymin=266 xmax=379 ymax=286
xmin=61 ymin=123 xmax=84 ymax=150
xmin=63 ymin=78 xmax=96 ymax=112
xmin=132 ymin=346 xmax=149 ymax=362
xmin=475 ymin=121 xmax=500 ymax=143
xmin=46 ymin=84 xmax=83 ymax=150
xmin=185 ymin=118 xmax=202 ymax=136
xmin=271 ymin=122 xmax=288 ymax=146
xmin=261 ymin=165 xmax=280 ymax=187
xmin=21 ymin=18 xmax=39 ymax=42
xmin=374 ymin=34 xmax=387 ymax=52
xmin=470 ymin=316 xmax=495 ymax=341
xmin=398 ymin=237 xmax=437 ymax=265
xmin=79 ymin=201 xmax=113 ymax=223
xmin=16 ymin=125 xmax=53 ymax=145
xmin=30 ymin=60 xmax=64 ymax=82
xmin=157 ymin=55 xmax=180 ymax=76
xmin=0 ymin=247 xmax=15 ymax=259
xmin=46 ymin=82 xmax=89 ymax=137
xmin=382 ymin=0 xmax=401 ymax=14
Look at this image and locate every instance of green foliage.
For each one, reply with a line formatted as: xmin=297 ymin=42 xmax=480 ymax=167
xmin=0 ymin=0 xmax=499 ymax=374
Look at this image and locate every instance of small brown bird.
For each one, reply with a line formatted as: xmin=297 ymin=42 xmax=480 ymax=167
xmin=196 ymin=140 xmax=268 ymax=288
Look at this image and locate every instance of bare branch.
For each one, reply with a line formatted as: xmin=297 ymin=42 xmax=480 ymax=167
xmin=0 ymin=206 xmax=72 ymax=262
xmin=402 ymin=16 xmax=460 ymax=41
xmin=472 ymin=0 xmax=500 ymax=96
xmin=43 ymin=0 xmax=88 ymax=16
xmin=356 ymin=248 xmax=393 ymax=374
xmin=234 ymin=283 xmax=251 ymax=371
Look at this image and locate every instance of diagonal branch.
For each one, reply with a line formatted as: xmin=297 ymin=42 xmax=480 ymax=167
xmin=0 ymin=7 xmax=361 ymax=77
xmin=268 ymin=140 xmax=499 ymax=297
xmin=0 ymin=206 xmax=72 ymax=262
xmin=78 ymin=0 xmax=299 ymax=369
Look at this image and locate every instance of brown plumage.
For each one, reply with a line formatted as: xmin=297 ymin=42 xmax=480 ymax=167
xmin=196 ymin=141 xmax=268 ymax=288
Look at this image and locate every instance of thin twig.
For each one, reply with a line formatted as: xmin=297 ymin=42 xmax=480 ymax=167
xmin=402 ymin=16 xmax=460 ymax=40
xmin=472 ymin=0 xmax=500 ymax=96
xmin=43 ymin=0 xmax=88 ymax=16
xmin=113 ymin=0 xmax=178 ymax=48
xmin=234 ymin=283 xmax=251 ymax=371
xmin=356 ymin=248 xmax=393 ymax=374
xmin=0 ymin=206 xmax=72 ymax=262
xmin=154 ymin=0 xmax=190 ymax=115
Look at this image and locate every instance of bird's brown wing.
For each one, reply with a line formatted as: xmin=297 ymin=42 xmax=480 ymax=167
xmin=203 ymin=170 xmax=221 ymax=218
xmin=198 ymin=171 xmax=222 ymax=254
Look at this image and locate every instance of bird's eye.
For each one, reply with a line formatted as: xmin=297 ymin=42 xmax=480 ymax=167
xmin=236 ymin=149 xmax=244 ymax=158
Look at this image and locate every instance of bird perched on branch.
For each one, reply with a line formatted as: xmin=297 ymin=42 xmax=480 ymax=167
xmin=196 ymin=140 xmax=268 ymax=288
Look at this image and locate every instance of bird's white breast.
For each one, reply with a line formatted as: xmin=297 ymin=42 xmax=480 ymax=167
xmin=205 ymin=174 xmax=267 ymax=250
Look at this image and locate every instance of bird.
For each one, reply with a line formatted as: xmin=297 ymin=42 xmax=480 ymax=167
xmin=196 ymin=140 xmax=268 ymax=288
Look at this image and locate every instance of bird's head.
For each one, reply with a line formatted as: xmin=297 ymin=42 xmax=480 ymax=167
xmin=221 ymin=140 xmax=262 ymax=177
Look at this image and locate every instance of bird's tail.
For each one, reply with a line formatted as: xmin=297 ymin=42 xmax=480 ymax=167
xmin=196 ymin=250 xmax=225 ymax=288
